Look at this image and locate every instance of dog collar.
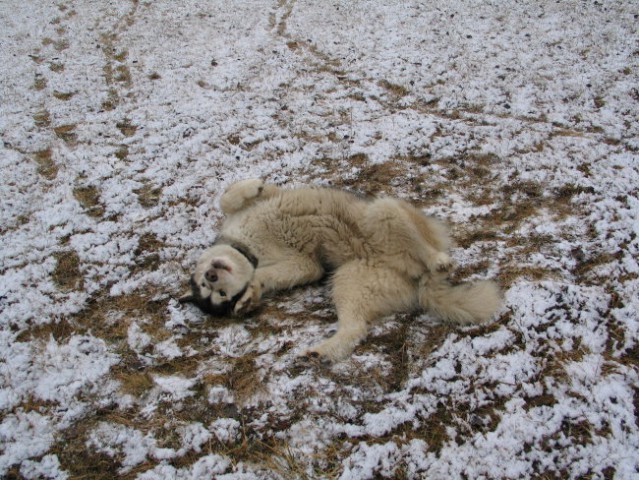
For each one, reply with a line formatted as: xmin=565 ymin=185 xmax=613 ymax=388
xmin=215 ymin=237 xmax=259 ymax=268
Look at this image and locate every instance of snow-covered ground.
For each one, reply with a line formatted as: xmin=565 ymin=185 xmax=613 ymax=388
xmin=1 ymin=1 xmax=638 ymax=478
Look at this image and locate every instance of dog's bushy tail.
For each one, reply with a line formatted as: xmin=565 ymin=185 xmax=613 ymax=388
xmin=418 ymin=274 xmax=501 ymax=324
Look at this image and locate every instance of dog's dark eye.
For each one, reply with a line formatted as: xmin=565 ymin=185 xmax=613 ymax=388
xmin=219 ymin=290 xmax=226 ymax=297
xmin=201 ymin=283 xmax=206 ymax=288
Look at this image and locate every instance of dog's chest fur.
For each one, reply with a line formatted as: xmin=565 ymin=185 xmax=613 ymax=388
xmin=221 ymin=188 xmax=370 ymax=267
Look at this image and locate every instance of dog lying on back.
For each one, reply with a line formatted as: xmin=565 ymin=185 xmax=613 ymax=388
xmin=180 ymin=179 xmax=501 ymax=362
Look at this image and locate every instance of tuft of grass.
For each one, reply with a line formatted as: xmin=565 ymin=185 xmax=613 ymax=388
xmin=49 ymin=61 xmax=65 ymax=72
xmin=135 ymin=183 xmax=162 ymax=208
xmin=355 ymin=161 xmax=407 ymax=195
xmin=114 ymin=370 xmax=154 ymax=397
xmin=73 ymin=185 xmax=104 ymax=217
xmin=114 ymin=64 xmax=131 ymax=85
xmin=378 ymin=79 xmax=410 ymax=98
xmin=54 ymin=39 xmax=70 ymax=52
xmin=364 ymin=316 xmax=414 ymax=392
xmin=226 ymin=355 xmax=266 ymax=405
xmin=133 ymin=232 xmax=164 ymax=270
xmin=414 ymin=401 xmax=456 ymax=453
xmin=33 ymin=148 xmax=58 ymax=180
xmin=499 ymin=265 xmax=553 ymax=287
xmin=50 ymin=414 xmax=129 ymax=480
xmin=53 ymin=90 xmax=76 ymax=101
xmin=52 ymin=250 xmax=83 ymax=291
xmin=115 ymin=144 xmax=129 ymax=160
xmin=251 ymin=440 xmax=315 ymax=480
xmin=33 ymin=75 xmax=47 ymax=90
xmin=53 ymin=124 xmax=77 ymax=144
xmin=15 ymin=318 xmax=75 ymax=343
xmin=102 ymin=88 xmax=119 ymax=111
xmin=33 ymin=109 xmax=51 ymax=127
xmin=116 ymin=119 xmax=137 ymax=137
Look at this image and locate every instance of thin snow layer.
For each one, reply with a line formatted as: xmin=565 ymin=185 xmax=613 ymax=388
xmin=1 ymin=0 xmax=638 ymax=478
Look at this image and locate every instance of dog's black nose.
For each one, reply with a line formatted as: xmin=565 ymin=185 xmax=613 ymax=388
xmin=205 ymin=269 xmax=218 ymax=282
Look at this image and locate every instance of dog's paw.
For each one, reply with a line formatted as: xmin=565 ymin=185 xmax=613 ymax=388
xmin=301 ymin=338 xmax=353 ymax=364
xmin=297 ymin=349 xmax=332 ymax=368
xmin=232 ymin=280 xmax=262 ymax=316
xmin=220 ymin=179 xmax=265 ymax=214
xmin=432 ymin=252 xmax=453 ymax=272
xmin=234 ymin=178 xmax=265 ymax=198
xmin=226 ymin=178 xmax=265 ymax=202
xmin=293 ymin=349 xmax=331 ymax=371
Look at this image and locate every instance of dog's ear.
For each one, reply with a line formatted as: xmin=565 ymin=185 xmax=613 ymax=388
xmin=178 ymin=291 xmax=196 ymax=304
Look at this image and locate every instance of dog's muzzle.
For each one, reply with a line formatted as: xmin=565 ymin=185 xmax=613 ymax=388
xmin=179 ymin=275 xmax=249 ymax=317
xmin=205 ymin=269 xmax=218 ymax=282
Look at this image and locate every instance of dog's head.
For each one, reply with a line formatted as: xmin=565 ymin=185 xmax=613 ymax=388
xmin=179 ymin=244 xmax=256 ymax=316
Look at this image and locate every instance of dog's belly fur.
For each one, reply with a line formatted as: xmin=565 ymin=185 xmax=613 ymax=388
xmin=222 ymin=188 xmax=373 ymax=270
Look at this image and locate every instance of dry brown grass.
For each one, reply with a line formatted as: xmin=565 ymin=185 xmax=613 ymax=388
xmin=73 ymin=185 xmax=105 ymax=217
xmin=378 ymin=79 xmax=411 ymax=98
xmin=116 ymin=119 xmax=137 ymax=137
xmin=52 ymin=250 xmax=83 ymax=291
xmin=33 ymin=148 xmax=58 ymax=180
xmin=33 ymin=109 xmax=51 ymax=127
xmin=134 ymin=183 xmax=162 ymax=208
xmin=53 ymin=124 xmax=77 ymax=144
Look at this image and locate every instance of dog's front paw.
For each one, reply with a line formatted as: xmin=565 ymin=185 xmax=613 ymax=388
xmin=220 ymin=179 xmax=265 ymax=214
xmin=232 ymin=280 xmax=262 ymax=316
xmin=233 ymin=178 xmax=265 ymax=199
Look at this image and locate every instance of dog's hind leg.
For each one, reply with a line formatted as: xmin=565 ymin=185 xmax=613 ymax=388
xmin=400 ymin=203 xmax=454 ymax=272
xmin=364 ymin=198 xmax=453 ymax=275
xmin=304 ymin=261 xmax=417 ymax=362
xmin=219 ymin=178 xmax=280 ymax=214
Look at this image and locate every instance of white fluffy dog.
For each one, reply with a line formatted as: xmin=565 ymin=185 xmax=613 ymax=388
xmin=180 ymin=179 xmax=501 ymax=362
